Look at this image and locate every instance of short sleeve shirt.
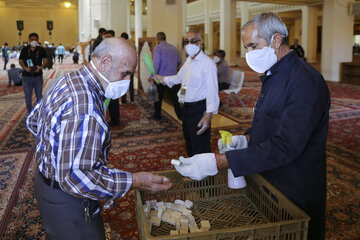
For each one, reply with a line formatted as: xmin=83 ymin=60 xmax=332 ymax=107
xmin=20 ymin=46 xmax=47 ymax=77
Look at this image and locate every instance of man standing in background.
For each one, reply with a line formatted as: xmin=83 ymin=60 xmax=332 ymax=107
xmin=103 ymin=29 xmax=120 ymax=127
xmin=120 ymin=32 xmax=135 ymax=104
xmin=57 ymin=43 xmax=65 ymax=64
xmin=155 ymin=31 xmax=219 ymax=156
xmin=214 ymin=49 xmax=231 ymax=91
xmin=19 ymin=33 xmax=48 ymax=113
xmin=93 ymin=28 xmax=107 ymax=52
xmin=2 ymin=43 xmax=10 ymax=70
xmin=150 ymin=32 xmax=182 ymax=121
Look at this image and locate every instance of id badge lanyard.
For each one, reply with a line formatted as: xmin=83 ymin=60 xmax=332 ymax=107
xmin=178 ymin=60 xmax=192 ymax=104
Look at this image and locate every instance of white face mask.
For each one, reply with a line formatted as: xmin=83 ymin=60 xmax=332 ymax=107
xmin=185 ymin=44 xmax=200 ymax=57
xmin=30 ymin=41 xmax=38 ymax=48
xmin=214 ymin=56 xmax=221 ymax=63
xmin=245 ymin=36 xmax=277 ymax=73
xmin=90 ymin=61 xmax=130 ymax=100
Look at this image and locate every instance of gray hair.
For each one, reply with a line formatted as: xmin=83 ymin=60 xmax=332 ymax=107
xmin=187 ymin=30 xmax=202 ymax=41
xmin=242 ymin=12 xmax=288 ymax=45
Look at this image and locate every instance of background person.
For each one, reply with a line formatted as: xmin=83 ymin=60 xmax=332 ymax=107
xmin=104 ymin=29 xmax=120 ymax=127
xmin=57 ymin=43 xmax=65 ymax=64
xmin=19 ymin=32 xmax=48 ymax=113
xmin=155 ymin=31 xmax=219 ymax=157
xmin=7 ymin=63 xmax=23 ymax=86
xmin=120 ymin=32 xmax=135 ymax=104
xmin=149 ymin=31 xmax=182 ymax=120
xmin=174 ymin=13 xmax=330 ymax=240
xmin=93 ymin=28 xmax=107 ymax=52
xmin=2 ymin=42 xmax=10 ymax=70
xmin=290 ymin=38 xmax=305 ymax=60
xmin=26 ymin=38 xmax=172 ymax=240
xmin=214 ymin=49 xmax=231 ymax=91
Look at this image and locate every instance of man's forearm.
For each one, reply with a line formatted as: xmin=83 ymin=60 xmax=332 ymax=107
xmin=41 ymin=58 xmax=48 ymax=68
xmin=19 ymin=59 xmax=27 ymax=69
xmin=215 ymin=153 xmax=229 ymax=169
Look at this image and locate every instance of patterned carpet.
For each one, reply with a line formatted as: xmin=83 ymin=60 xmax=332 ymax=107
xmin=0 ymin=64 xmax=359 ymax=239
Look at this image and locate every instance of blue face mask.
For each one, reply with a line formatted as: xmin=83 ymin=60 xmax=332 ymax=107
xmin=90 ymin=61 xmax=130 ymax=100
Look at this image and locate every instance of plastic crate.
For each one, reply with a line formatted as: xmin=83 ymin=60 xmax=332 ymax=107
xmin=135 ymin=169 xmax=310 ymax=240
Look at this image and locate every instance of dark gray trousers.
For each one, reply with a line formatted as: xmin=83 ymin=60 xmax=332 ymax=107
xmin=34 ymin=170 xmax=106 ymax=240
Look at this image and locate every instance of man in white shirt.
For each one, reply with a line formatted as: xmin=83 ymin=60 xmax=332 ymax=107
xmin=155 ymin=31 xmax=219 ymax=157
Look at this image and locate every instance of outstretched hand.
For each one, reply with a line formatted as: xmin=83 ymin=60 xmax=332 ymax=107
xmin=132 ymin=172 xmax=172 ymax=192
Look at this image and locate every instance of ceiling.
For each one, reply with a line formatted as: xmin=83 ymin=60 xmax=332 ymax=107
xmin=0 ymin=0 xmax=77 ymax=8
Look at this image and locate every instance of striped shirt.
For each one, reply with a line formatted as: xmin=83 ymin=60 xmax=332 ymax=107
xmin=26 ymin=65 xmax=132 ymax=209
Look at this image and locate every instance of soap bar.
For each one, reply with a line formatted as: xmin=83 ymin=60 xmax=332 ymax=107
xmin=171 ymin=159 xmax=181 ymax=166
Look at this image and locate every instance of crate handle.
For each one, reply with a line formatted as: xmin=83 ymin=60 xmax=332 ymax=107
xmin=262 ymin=185 xmax=279 ymax=203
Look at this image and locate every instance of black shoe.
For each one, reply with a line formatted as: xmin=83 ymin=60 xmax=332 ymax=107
xmin=108 ymin=121 xmax=120 ymax=127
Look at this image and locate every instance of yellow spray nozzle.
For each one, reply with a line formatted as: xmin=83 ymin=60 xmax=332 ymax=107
xmin=219 ymin=130 xmax=232 ymax=147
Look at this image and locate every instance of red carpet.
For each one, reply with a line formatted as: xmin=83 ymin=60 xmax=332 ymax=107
xmin=0 ymin=66 xmax=359 ymax=239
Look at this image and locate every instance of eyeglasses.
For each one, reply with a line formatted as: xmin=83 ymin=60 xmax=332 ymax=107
xmin=184 ymin=38 xmax=199 ymax=45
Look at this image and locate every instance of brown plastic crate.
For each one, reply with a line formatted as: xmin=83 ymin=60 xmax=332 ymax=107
xmin=135 ymin=169 xmax=310 ymax=240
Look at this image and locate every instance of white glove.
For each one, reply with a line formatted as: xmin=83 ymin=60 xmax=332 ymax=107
xmin=217 ymin=135 xmax=248 ymax=153
xmin=174 ymin=153 xmax=218 ymax=181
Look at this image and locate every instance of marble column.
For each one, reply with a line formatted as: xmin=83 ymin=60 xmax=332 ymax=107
xmin=90 ymin=0 xmax=111 ymax=38
xmin=220 ymin=0 xmax=237 ymax=65
xmin=78 ymin=0 xmax=91 ymax=42
xmin=240 ymin=1 xmax=249 ymax=58
xmin=302 ymin=6 xmax=317 ymax=63
xmin=321 ymin=0 xmax=354 ymax=82
xmin=204 ymin=0 xmax=213 ymax=55
xmin=135 ymin=0 xmax=143 ymax=49
xmin=110 ymin=0 xmax=128 ymax=37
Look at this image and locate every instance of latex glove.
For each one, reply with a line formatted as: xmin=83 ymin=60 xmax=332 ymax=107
xmin=196 ymin=112 xmax=212 ymax=135
xmin=154 ymin=75 xmax=166 ymax=85
xmin=132 ymin=172 xmax=172 ymax=193
xmin=174 ymin=153 xmax=218 ymax=181
xmin=217 ymin=135 xmax=248 ymax=153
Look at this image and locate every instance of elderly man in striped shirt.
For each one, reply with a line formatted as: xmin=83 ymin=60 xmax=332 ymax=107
xmin=26 ymin=38 xmax=172 ymax=240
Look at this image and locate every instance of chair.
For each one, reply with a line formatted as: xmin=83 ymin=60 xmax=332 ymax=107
xmin=222 ymin=70 xmax=246 ymax=111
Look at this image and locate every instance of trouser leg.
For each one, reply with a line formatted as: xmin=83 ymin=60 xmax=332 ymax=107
xmin=181 ymin=108 xmax=193 ymax=157
xmin=182 ymin=103 xmax=210 ymax=157
xmin=23 ymin=76 xmax=34 ymax=113
xmin=108 ymin=99 xmax=120 ymax=124
xmin=170 ymin=85 xmax=182 ymax=120
xmin=129 ymin=76 xmax=134 ymax=102
xmin=154 ymin=83 xmax=165 ymax=118
xmin=34 ymin=171 xmax=106 ymax=240
xmin=33 ymin=75 xmax=43 ymax=104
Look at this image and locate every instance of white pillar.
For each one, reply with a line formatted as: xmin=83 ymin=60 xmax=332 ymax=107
xmin=321 ymin=0 xmax=354 ymax=82
xmin=78 ymin=0 xmax=91 ymax=42
xmin=301 ymin=6 xmax=308 ymax=60
xmin=240 ymin=1 xmax=249 ymax=58
xmin=303 ymin=6 xmax=318 ymax=63
xmin=111 ymin=0 xmax=128 ymax=37
xmin=204 ymin=0 xmax=213 ymax=55
xmin=135 ymin=0 xmax=143 ymax=49
xmin=220 ymin=0 xmax=237 ymax=65
xmin=90 ymin=0 xmax=111 ymax=38
xmin=126 ymin=1 xmax=131 ymax=38
xmin=182 ymin=0 xmax=187 ymax=37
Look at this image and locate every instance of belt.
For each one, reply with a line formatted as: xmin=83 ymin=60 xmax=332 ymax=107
xmin=181 ymin=99 xmax=206 ymax=108
xmin=41 ymin=174 xmax=61 ymax=189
